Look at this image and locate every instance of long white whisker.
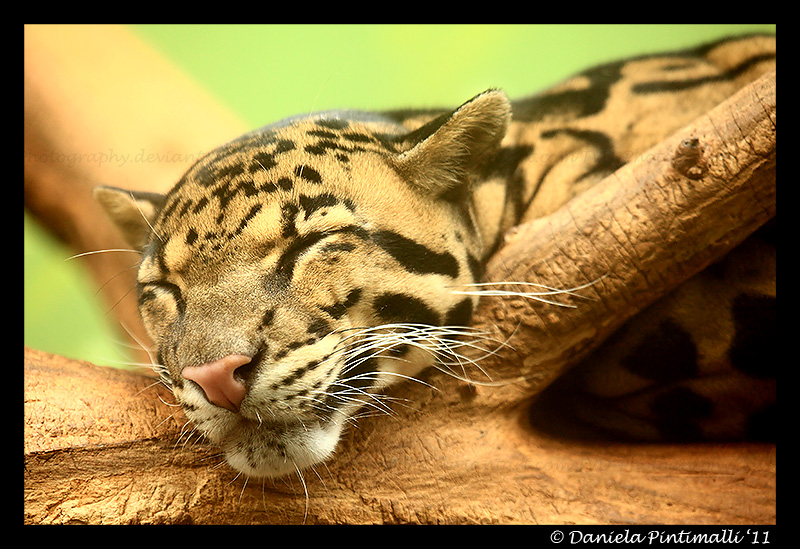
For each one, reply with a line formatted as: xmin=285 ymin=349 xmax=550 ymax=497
xmin=451 ymin=278 xmax=605 ymax=308
xmin=130 ymin=193 xmax=165 ymax=244
xmin=459 ymin=279 xmax=603 ymax=294
xmin=293 ymin=462 xmax=309 ymax=525
xmin=118 ymin=320 xmax=160 ymax=375
xmin=153 ymin=408 xmax=183 ymax=430
xmin=335 ymin=326 xmax=500 ymax=393
xmin=325 ymin=382 xmax=398 ymax=416
xmin=92 ymin=261 xmax=142 ymax=297
xmin=337 ymin=323 xmax=517 ymax=385
xmin=131 ymin=378 xmax=168 ymax=398
xmin=64 ymin=248 xmax=141 ymax=261
xmin=453 ymin=289 xmax=576 ymax=308
xmin=238 ymin=474 xmax=249 ymax=504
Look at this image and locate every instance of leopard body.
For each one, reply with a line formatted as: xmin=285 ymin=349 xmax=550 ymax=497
xmin=96 ymin=34 xmax=776 ymax=478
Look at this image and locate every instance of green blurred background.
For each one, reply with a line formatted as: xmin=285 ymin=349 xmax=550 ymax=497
xmin=24 ymin=24 xmax=775 ymax=367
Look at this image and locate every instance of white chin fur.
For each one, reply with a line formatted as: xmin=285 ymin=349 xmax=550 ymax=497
xmin=223 ymin=416 xmax=345 ymax=478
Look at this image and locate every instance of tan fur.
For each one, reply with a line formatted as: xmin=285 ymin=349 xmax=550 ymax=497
xmin=96 ymin=34 xmax=776 ymax=477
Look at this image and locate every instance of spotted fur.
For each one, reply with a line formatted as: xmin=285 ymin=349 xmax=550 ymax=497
xmin=95 ymin=34 xmax=775 ymax=478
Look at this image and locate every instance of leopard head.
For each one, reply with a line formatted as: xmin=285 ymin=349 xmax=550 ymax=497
xmin=95 ymin=90 xmax=510 ymax=477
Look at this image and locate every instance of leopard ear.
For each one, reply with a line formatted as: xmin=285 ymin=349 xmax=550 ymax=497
xmin=93 ymin=185 xmax=166 ymax=251
xmin=394 ymin=89 xmax=511 ymax=198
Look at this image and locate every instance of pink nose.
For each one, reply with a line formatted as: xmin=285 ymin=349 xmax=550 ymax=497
xmin=181 ymin=354 xmax=251 ymax=412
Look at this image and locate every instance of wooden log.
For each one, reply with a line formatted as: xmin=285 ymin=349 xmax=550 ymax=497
xmin=24 ymin=345 xmax=776 ymax=524
xmin=23 ymin=26 xmax=776 ymax=524
xmin=475 ymin=69 xmax=776 ymax=388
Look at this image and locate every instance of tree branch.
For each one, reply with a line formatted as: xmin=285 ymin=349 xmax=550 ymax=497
xmin=24 ymin=26 xmax=775 ymax=524
xmin=475 ymin=69 xmax=776 ymax=389
xmin=25 ymin=341 xmax=776 ymax=524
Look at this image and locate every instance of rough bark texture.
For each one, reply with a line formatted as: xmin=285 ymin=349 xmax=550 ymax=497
xmin=25 ymin=343 xmax=776 ymax=525
xmin=474 ymin=68 xmax=777 ymax=389
xmin=24 ymin=26 xmax=776 ymax=524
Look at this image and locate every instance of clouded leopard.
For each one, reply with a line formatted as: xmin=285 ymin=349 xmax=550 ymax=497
xmin=95 ymin=34 xmax=775 ymax=478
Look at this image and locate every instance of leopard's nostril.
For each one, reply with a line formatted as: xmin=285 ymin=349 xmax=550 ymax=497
xmin=182 ymin=354 xmax=251 ymax=412
xmin=234 ymin=349 xmax=263 ymax=385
